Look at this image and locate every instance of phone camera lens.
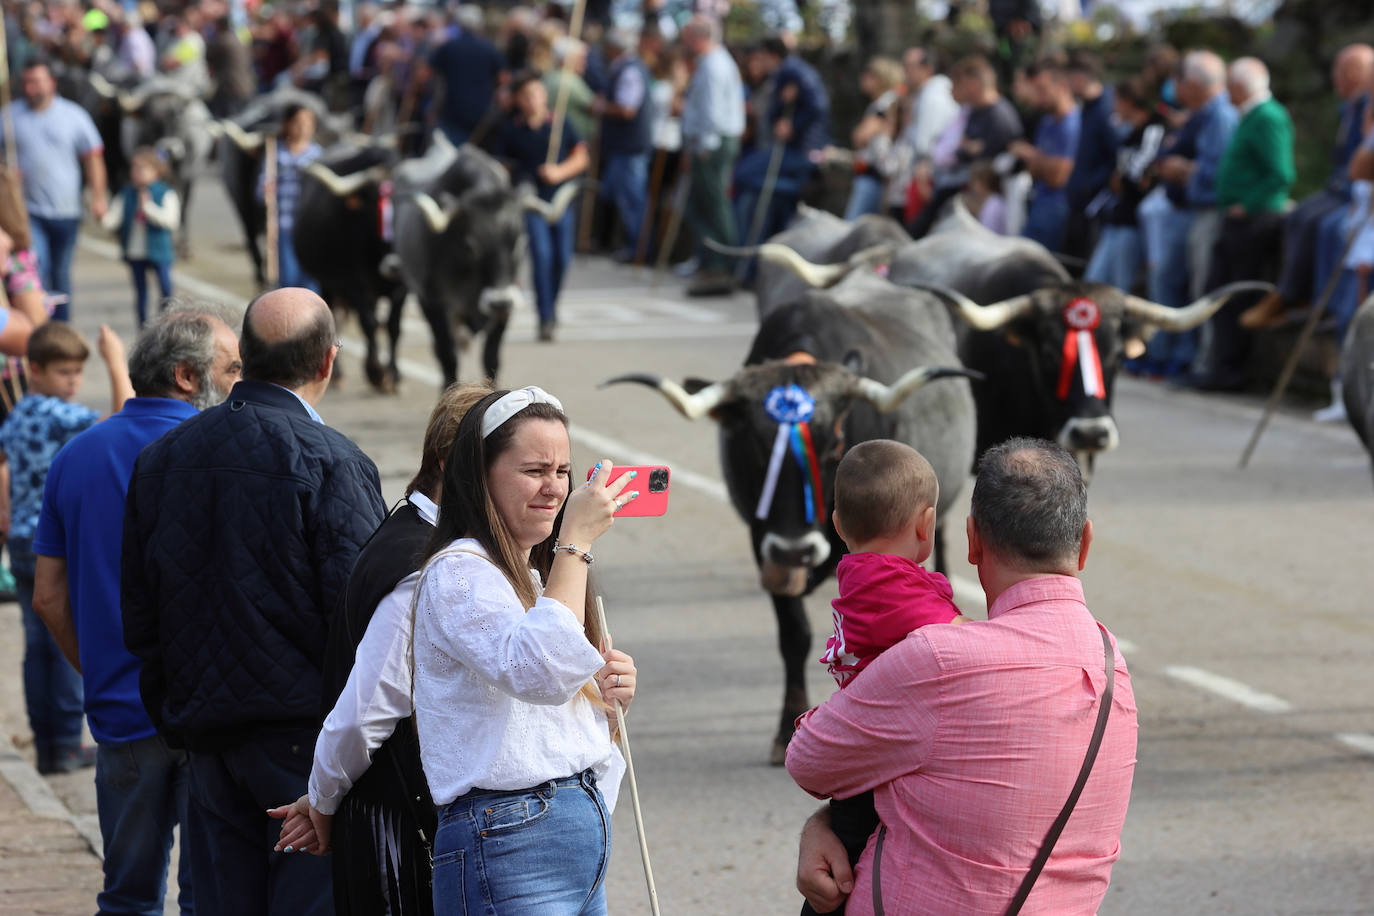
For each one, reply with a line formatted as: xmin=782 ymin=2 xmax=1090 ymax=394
xmin=649 ymin=468 xmax=669 ymax=493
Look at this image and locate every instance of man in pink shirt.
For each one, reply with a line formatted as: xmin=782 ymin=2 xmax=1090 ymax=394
xmin=786 ymin=438 xmax=1137 ymax=915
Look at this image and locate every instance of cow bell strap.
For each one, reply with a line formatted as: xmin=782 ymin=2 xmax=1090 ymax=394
xmin=869 ymin=622 xmax=1116 ymax=916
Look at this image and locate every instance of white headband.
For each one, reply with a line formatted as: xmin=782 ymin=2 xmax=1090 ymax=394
xmin=481 ymin=386 xmax=564 ymax=438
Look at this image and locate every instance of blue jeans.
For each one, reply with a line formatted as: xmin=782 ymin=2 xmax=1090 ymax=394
xmin=29 ymin=215 xmax=81 ymax=321
xmin=1021 ymin=194 xmax=1070 ymax=253
xmin=1146 ymin=206 xmax=1199 ymax=368
xmin=128 ymin=259 xmax=174 ymax=327
xmin=432 ymin=770 xmax=610 ymax=916
xmin=601 ymin=152 xmax=649 ymax=253
xmin=1085 ymin=224 xmax=1144 ymax=291
xmin=12 ymin=537 xmax=85 ymax=764
xmin=525 ymin=207 xmax=575 ymax=325
xmin=96 ymin=734 xmax=194 ymax=915
xmin=277 ymin=226 xmax=319 ymax=292
xmin=843 ymin=174 xmax=884 ymax=221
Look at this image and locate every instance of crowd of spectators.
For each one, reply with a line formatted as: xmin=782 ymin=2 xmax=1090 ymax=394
xmin=4 ymin=2 xmax=1373 ymax=399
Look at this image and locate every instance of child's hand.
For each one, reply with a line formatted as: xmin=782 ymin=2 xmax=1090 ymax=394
xmin=97 ymin=325 xmax=126 ymax=366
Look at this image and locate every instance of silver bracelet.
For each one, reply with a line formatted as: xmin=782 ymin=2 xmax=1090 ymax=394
xmin=553 ymin=542 xmax=594 ymax=565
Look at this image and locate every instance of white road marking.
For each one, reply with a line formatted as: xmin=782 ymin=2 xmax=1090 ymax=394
xmin=1115 ymin=637 xmax=1138 ymax=655
xmin=1335 ymin=733 xmax=1374 ymax=756
xmin=1162 ymin=665 xmax=1294 ymax=713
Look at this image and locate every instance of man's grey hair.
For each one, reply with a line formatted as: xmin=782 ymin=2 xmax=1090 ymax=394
xmin=605 ymin=27 xmax=637 ymax=54
xmin=453 ymin=4 xmax=483 ymax=33
xmin=128 ymin=301 xmax=234 ymax=410
xmin=1229 ymin=57 xmax=1269 ymax=96
xmin=970 ymin=438 xmax=1088 ymax=568
xmin=1182 ymin=50 xmax=1227 ymax=89
xmin=682 ymin=15 xmax=719 ymax=45
xmin=552 ymin=36 xmax=585 ymax=66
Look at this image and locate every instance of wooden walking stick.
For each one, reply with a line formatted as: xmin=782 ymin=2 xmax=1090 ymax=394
xmin=594 ymin=596 xmax=661 ymax=916
xmin=634 ymin=148 xmax=667 ymax=267
xmin=735 ymin=100 xmax=795 ymax=283
xmin=546 ymin=0 xmax=590 ymax=168
xmin=1238 ymin=210 xmax=1374 ymax=468
xmin=577 ymin=133 xmax=600 ymax=252
xmin=264 ymin=136 xmax=279 ymax=288
xmin=650 ymin=169 xmax=690 ymax=290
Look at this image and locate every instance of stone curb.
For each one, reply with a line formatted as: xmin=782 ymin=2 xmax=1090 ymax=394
xmin=0 ymin=732 xmax=104 ymax=860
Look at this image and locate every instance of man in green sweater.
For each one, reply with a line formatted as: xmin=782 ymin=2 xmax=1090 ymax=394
xmin=1191 ymin=57 xmax=1295 ymax=391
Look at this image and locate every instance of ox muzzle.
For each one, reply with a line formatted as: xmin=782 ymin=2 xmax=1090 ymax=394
xmin=479 ymin=284 xmax=525 ymax=318
xmin=759 ymin=532 xmax=831 ymax=597
xmin=1058 ymin=415 xmax=1121 ymax=454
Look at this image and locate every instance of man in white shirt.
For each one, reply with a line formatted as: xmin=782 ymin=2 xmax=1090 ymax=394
xmin=886 ymin=47 xmax=960 ymax=215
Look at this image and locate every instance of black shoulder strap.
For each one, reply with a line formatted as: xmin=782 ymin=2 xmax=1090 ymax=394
xmin=1003 ymin=622 xmax=1116 ymax=916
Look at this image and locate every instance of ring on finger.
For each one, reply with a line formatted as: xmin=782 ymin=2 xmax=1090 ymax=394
xmin=615 ymin=673 xmax=622 ymax=687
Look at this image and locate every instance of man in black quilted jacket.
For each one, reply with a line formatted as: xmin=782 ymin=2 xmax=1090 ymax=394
xmin=122 ymin=287 xmax=386 ymax=916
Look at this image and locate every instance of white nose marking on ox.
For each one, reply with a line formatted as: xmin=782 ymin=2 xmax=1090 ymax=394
xmin=761 ymin=531 xmax=831 ymax=568
xmin=479 ymin=284 xmax=526 ymax=316
xmin=1058 ymin=416 xmax=1120 ymax=453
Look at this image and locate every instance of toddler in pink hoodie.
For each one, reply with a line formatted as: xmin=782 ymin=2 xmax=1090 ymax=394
xmin=802 ymin=439 xmax=966 ymax=916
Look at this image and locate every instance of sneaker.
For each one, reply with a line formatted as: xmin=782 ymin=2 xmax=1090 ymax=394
xmin=1238 ymin=291 xmax=1289 ymax=330
xmin=41 ymin=745 xmax=97 ymax=775
xmin=672 ymin=257 xmax=700 ymax=279
xmin=1313 ymin=401 xmax=1347 ymax=423
xmin=686 ymin=271 xmax=735 ymax=297
xmin=611 ymin=247 xmax=636 ymax=265
xmin=538 ymin=321 xmax=556 ymax=343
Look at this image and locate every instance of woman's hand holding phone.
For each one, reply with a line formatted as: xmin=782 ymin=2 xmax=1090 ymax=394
xmin=558 ymin=459 xmax=637 ymax=548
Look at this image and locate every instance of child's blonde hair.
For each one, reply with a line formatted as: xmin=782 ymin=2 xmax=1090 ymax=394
xmin=129 ymin=147 xmax=168 ymax=181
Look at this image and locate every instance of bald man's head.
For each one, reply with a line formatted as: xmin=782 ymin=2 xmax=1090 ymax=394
xmin=240 ymin=288 xmax=336 ymax=389
xmin=1334 ymin=44 xmax=1374 ymax=99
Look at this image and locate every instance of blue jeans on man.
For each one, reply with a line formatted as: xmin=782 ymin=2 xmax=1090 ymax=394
xmin=601 ymin=152 xmax=649 ymax=258
xmin=525 ymin=206 xmax=575 ymax=327
xmin=29 ymin=215 xmax=81 ymax=321
xmin=1022 ymin=194 xmax=1070 ymax=254
xmin=11 ymin=536 xmax=85 ymax=772
xmin=276 ymin=227 xmax=319 ymax=293
xmin=1145 ymin=206 xmax=1201 ymax=373
xmin=1085 ymin=225 xmax=1144 ymax=291
xmin=95 ymin=734 xmax=194 ymax=915
xmin=843 ymin=174 xmax=884 ymax=221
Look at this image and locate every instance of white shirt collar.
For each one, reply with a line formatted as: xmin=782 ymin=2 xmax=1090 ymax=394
xmin=1239 ymin=90 xmax=1272 ymax=116
xmin=409 ymin=491 xmax=439 ymax=526
xmin=273 ymin=383 xmax=323 ymax=423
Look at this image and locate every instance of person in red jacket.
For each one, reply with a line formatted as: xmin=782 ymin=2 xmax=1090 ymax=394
xmin=802 ymin=439 xmax=967 ymax=916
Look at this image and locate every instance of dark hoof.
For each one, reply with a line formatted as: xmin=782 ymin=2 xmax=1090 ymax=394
xmin=365 ymin=361 xmax=387 ymax=391
xmin=769 ymin=736 xmax=789 ymax=767
xmin=380 ymin=367 xmax=400 ymax=395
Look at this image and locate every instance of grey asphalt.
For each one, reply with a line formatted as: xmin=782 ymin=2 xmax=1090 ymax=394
xmin=0 ymin=177 xmax=1371 ymax=915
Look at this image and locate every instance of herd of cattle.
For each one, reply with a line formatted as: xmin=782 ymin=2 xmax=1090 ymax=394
xmin=77 ymin=70 xmax=1374 ymax=763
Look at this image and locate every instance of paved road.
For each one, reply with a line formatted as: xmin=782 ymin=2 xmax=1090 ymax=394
xmin=2 ymin=177 xmax=1372 ymax=915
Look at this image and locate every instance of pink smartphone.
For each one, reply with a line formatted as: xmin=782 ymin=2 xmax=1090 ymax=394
xmin=586 ymin=465 xmax=671 ymax=517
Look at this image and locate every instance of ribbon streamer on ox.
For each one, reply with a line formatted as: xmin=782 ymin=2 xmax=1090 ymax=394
xmin=756 ymin=384 xmax=825 ymax=524
xmin=1056 ymin=298 xmax=1106 ymax=401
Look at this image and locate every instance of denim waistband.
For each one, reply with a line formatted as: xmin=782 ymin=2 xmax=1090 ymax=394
xmin=442 ymin=769 xmax=596 ymax=813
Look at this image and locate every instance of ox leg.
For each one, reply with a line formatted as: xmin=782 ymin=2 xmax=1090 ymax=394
xmin=383 ymin=286 xmax=406 ymax=391
xmin=177 ymin=180 xmax=194 ymax=259
xmin=351 ymin=288 xmax=388 ymax=392
xmin=422 ymin=300 xmax=459 ymax=387
xmin=481 ymin=314 xmax=510 ymax=384
xmin=769 ymin=593 xmax=812 ymax=766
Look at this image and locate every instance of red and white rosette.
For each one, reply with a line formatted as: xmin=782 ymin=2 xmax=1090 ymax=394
xmin=1056 ymin=297 xmax=1106 ymax=400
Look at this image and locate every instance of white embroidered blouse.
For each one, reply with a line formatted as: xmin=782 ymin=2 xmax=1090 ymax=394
xmin=412 ymin=538 xmax=625 ymax=809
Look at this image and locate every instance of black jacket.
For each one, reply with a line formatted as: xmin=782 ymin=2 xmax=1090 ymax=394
xmin=322 ymin=500 xmax=437 ymax=915
xmin=122 ymin=380 xmax=386 ymax=751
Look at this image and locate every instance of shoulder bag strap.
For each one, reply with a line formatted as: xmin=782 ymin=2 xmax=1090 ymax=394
xmin=1003 ymin=622 xmax=1116 ymax=916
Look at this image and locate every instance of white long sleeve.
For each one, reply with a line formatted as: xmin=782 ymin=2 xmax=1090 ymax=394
xmin=413 ymin=539 xmax=623 ymax=808
xmin=308 ymin=572 xmax=418 ymax=815
xmin=141 ymin=189 xmax=181 ymax=230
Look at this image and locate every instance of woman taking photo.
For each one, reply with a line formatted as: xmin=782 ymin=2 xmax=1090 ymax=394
xmin=416 ymin=385 xmax=637 ymax=915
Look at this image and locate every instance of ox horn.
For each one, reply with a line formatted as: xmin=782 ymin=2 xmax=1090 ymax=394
xmin=89 ymin=72 xmax=119 ymax=98
xmin=601 ymin=373 xmax=729 ymax=421
xmin=412 ymin=192 xmax=457 ymax=234
xmin=118 ymin=90 xmax=142 ymax=114
xmin=909 ymin=283 xmax=1035 ymax=332
xmin=218 ymin=120 xmax=264 ymax=152
xmin=851 ymin=366 xmax=984 ymax=413
xmin=305 ymin=163 xmax=386 ymax=197
xmin=1122 ymin=281 xmax=1278 ymax=333
xmin=522 ymin=181 xmax=586 ymax=223
xmin=755 ymin=244 xmax=856 ymax=288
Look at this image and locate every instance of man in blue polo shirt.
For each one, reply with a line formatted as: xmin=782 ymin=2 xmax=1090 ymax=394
xmin=31 ymin=308 xmax=241 ymax=916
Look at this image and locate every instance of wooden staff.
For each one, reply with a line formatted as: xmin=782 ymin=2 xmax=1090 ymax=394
xmin=650 ymin=169 xmax=689 ymax=291
xmin=634 ymin=148 xmax=667 ymax=267
xmin=736 ymin=101 xmax=794 ymax=283
xmin=1238 ymin=210 xmax=1373 ymax=468
xmin=594 ymin=596 xmax=661 ymax=916
xmin=264 ymin=136 xmax=279 ymax=288
xmin=546 ymin=0 xmax=590 ymax=167
xmin=577 ymin=133 xmax=599 ymax=252
xmin=0 ymin=359 xmax=15 ymax=413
